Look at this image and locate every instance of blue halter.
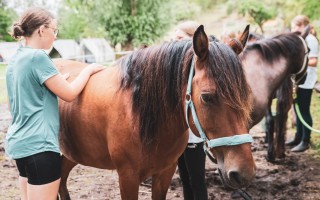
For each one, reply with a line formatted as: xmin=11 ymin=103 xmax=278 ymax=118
xmin=185 ymin=58 xmax=253 ymax=152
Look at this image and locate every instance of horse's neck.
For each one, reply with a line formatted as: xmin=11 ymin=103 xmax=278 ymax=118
xmin=243 ymin=51 xmax=289 ymax=100
xmin=243 ymin=51 xmax=291 ymax=127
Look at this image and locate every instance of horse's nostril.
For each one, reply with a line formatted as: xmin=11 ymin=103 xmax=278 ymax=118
xmin=228 ymin=171 xmax=242 ymax=185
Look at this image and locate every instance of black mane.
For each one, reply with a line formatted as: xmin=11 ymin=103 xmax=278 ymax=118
xmin=242 ymin=33 xmax=304 ymax=68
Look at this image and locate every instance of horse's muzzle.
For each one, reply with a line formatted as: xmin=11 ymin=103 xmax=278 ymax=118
xmin=218 ymin=166 xmax=256 ymax=189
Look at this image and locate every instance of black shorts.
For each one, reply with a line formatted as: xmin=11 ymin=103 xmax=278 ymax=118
xmin=15 ymin=151 xmax=61 ymax=185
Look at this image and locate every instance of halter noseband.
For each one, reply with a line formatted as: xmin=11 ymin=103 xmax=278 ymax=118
xmin=185 ymin=57 xmax=253 ymax=155
xmin=292 ymin=35 xmax=309 ymax=84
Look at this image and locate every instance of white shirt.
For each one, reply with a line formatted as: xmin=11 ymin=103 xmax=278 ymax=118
xmin=299 ymin=34 xmax=319 ymax=89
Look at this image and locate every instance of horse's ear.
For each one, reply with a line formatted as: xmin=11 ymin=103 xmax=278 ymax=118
xmin=193 ymin=25 xmax=209 ymax=60
xmin=228 ymin=24 xmax=250 ymax=55
xmin=301 ymin=25 xmax=311 ymax=39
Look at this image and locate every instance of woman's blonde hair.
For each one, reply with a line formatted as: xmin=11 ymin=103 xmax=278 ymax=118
xmin=291 ymin=15 xmax=310 ymax=27
xmin=291 ymin=15 xmax=317 ymax=38
xmin=11 ymin=7 xmax=54 ymax=40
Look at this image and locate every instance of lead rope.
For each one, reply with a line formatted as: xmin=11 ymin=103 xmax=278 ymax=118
xmin=238 ymin=189 xmax=252 ymax=200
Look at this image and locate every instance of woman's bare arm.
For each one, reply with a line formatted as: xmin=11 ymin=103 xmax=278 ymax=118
xmin=308 ymin=57 xmax=318 ymax=67
xmin=45 ymin=63 xmax=104 ymax=102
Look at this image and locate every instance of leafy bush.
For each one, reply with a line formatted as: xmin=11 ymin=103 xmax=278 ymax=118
xmin=227 ymin=0 xmax=275 ymax=33
xmin=103 ymin=0 xmax=174 ymax=47
xmin=170 ymin=1 xmax=200 ymax=22
xmin=0 ymin=7 xmax=17 ymax=42
xmin=59 ymin=0 xmax=199 ymax=48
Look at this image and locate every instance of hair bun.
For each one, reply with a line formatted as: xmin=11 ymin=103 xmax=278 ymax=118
xmin=12 ymin=22 xmax=25 ymax=39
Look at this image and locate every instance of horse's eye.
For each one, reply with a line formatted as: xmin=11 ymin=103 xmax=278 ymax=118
xmin=201 ymin=93 xmax=218 ymax=104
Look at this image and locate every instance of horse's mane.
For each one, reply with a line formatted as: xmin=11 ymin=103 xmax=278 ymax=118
xmin=118 ymin=39 xmax=252 ymax=144
xmin=242 ymin=32 xmax=303 ymax=67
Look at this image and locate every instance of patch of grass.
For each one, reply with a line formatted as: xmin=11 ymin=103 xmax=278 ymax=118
xmin=310 ymin=66 xmax=320 ymax=153
xmin=311 ymin=92 xmax=320 ymax=151
xmin=0 ymin=64 xmax=7 ymax=104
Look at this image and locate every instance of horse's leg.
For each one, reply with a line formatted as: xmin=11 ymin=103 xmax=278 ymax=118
xmin=59 ymin=156 xmax=77 ymax=200
xmin=118 ymin=168 xmax=140 ymax=200
xmin=265 ymin=107 xmax=275 ymax=162
xmin=275 ymin=110 xmax=287 ymax=159
xmin=151 ymin=163 xmax=177 ymax=200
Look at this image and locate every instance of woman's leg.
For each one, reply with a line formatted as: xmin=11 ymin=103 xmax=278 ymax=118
xmin=28 ymin=178 xmax=61 ymax=200
xmin=184 ymin=142 xmax=208 ymax=200
xmin=297 ymin=88 xmax=313 ymax=142
xmin=22 ymin=151 xmax=62 ymax=200
xmin=16 ymin=157 xmax=28 ymax=200
xmin=178 ymin=152 xmax=194 ymax=200
xmin=292 ymin=88 xmax=313 ymax=152
xmin=19 ymin=176 xmax=28 ymax=200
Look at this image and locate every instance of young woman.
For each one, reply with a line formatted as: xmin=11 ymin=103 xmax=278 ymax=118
xmin=174 ymin=20 xmax=208 ymax=200
xmin=286 ymin=15 xmax=319 ymax=152
xmin=5 ymin=7 xmax=104 ymax=200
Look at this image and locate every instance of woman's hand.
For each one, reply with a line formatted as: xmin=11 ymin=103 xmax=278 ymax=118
xmin=85 ymin=63 xmax=105 ymax=75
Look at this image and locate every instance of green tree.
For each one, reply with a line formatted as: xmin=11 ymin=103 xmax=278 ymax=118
xmin=103 ymin=0 xmax=175 ymax=47
xmin=193 ymin=0 xmax=228 ymax=10
xmin=268 ymin=0 xmax=320 ymax=33
xmin=58 ymin=9 xmax=107 ymax=40
xmin=58 ymin=0 xmax=108 ymax=39
xmin=228 ymin=0 xmax=275 ymax=33
xmin=302 ymin=0 xmax=320 ymax=22
xmin=0 ymin=2 xmax=17 ymax=41
xmin=59 ymin=0 xmax=193 ymax=48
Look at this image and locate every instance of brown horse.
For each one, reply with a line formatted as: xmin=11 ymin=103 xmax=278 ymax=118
xmin=240 ymin=29 xmax=309 ymax=161
xmin=55 ymin=25 xmax=255 ymax=200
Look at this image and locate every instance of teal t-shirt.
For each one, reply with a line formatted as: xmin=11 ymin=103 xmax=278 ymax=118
xmin=5 ymin=47 xmax=60 ymax=159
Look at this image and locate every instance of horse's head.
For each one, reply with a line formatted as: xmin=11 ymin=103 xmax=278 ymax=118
xmin=185 ymin=25 xmax=255 ymax=189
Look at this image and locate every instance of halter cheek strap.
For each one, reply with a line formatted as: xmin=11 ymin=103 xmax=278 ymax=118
xmin=185 ymin=58 xmax=253 ymax=151
xmin=293 ymin=35 xmax=309 ymax=84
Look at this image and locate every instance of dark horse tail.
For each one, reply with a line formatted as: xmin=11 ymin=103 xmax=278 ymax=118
xmin=275 ymin=76 xmax=293 ymax=115
xmin=274 ymin=76 xmax=293 ymax=154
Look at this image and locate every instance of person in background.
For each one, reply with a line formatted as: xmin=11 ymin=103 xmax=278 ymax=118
xmin=286 ymin=15 xmax=319 ymax=152
xmin=5 ymin=7 xmax=104 ymax=199
xmin=174 ymin=21 xmax=199 ymax=41
xmin=174 ymin=20 xmax=208 ymax=200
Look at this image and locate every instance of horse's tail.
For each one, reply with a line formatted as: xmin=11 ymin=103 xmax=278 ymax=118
xmin=275 ymin=76 xmax=293 ymax=114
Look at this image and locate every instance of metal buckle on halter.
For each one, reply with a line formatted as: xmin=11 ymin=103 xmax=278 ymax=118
xmin=204 ymin=140 xmax=209 ymax=149
xmin=292 ymin=88 xmax=297 ymax=100
xmin=187 ymin=143 xmax=197 ymax=148
xmin=203 ymin=143 xmax=218 ymax=163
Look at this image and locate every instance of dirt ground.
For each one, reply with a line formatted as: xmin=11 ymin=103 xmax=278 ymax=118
xmin=1 ymin=103 xmax=320 ymax=200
